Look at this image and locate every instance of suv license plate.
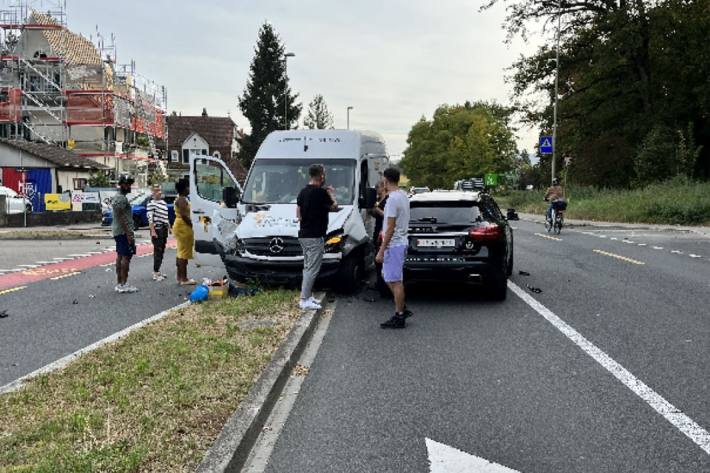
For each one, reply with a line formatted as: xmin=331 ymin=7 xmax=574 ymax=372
xmin=417 ymin=239 xmax=455 ymax=248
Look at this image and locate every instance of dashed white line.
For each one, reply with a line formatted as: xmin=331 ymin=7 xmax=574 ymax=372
xmin=637 ymin=243 xmax=647 ymax=247
xmin=671 ymin=250 xmax=684 ymax=255
xmin=652 ymin=246 xmax=664 ymax=250
xmin=52 ymin=257 xmax=72 ymax=261
xmin=17 ymin=264 xmax=40 ymax=269
xmin=67 ymin=254 xmax=91 ymax=258
xmin=689 ymin=254 xmax=703 ymax=259
xmin=509 ymin=281 xmax=710 ymax=456
xmin=34 ymin=261 xmax=55 ymax=265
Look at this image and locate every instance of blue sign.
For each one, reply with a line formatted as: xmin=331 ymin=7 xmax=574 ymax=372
xmin=540 ymin=136 xmax=553 ymax=155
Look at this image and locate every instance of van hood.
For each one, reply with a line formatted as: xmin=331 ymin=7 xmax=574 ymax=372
xmin=237 ymin=204 xmax=353 ymax=238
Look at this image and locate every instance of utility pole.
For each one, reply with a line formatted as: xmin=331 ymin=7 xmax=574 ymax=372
xmin=284 ymin=52 xmax=295 ymax=130
xmin=347 ymin=106 xmax=353 ymax=130
xmin=551 ymin=0 xmax=562 ymax=185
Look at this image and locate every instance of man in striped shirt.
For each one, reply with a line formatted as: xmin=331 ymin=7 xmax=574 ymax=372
xmin=147 ymin=184 xmax=170 ymax=281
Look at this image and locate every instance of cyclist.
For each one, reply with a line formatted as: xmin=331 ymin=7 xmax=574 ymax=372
xmin=544 ymin=178 xmax=567 ymax=224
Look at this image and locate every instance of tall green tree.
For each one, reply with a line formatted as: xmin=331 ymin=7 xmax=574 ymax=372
xmin=238 ymin=23 xmax=302 ymax=168
xmin=400 ymin=102 xmax=518 ymax=189
xmin=304 ymin=94 xmax=334 ymax=129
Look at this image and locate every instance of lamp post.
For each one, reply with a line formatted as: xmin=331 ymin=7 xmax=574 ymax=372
xmin=346 ymin=106 xmax=353 ymax=130
xmin=284 ymin=52 xmax=295 ymax=130
xmin=551 ymin=1 xmax=561 ymax=185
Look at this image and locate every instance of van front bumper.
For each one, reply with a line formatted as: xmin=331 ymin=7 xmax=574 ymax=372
xmin=222 ymin=254 xmax=341 ymax=286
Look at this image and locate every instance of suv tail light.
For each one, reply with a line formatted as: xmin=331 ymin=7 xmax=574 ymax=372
xmin=468 ymin=222 xmax=502 ymax=241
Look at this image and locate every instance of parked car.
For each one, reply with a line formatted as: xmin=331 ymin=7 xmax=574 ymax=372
xmin=409 ymin=186 xmax=430 ymax=196
xmin=0 ymin=185 xmax=32 ymax=214
xmin=102 ymin=192 xmax=176 ymax=228
xmin=394 ymin=190 xmax=514 ymax=301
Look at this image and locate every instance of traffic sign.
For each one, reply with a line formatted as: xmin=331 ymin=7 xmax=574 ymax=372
xmin=484 ymin=173 xmax=499 ymax=187
xmin=539 ymin=136 xmax=553 ymax=155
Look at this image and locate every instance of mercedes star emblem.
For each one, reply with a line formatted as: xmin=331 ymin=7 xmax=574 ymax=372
xmin=269 ymin=237 xmax=285 ymax=254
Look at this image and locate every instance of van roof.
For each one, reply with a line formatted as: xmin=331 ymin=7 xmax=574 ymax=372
xmin=256 ymin=129 xmax=387 ymax=160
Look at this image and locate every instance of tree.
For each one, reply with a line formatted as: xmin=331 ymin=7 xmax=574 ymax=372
xmin=88 ymin=170 xmax=109 ymax=188
xmin=304 ymin=94 xmax=334 ymax=129
xmin=400 ymin=102 xmax=518 ymax=189
xmin=238 ymin=23 xmax=302 ymax=168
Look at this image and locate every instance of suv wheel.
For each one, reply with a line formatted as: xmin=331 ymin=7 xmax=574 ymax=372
xmin=489 ymin=269 xmax=508 ymax=301
xmin=506 ymin=244 xmax=514 ymax=277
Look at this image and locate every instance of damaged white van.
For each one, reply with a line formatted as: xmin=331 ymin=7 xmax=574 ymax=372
xmin=189 ymin=129 xmax=389 ymax=292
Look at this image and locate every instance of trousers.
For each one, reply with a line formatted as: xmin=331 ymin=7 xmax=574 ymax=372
xmin=299 ymin=237 xmax=324 ymax=300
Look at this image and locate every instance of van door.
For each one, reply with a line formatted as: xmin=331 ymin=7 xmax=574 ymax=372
xmin=189 ymin=155 xmax=243 ymax=267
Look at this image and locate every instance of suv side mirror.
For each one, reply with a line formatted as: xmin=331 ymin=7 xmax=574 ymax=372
xmin=223 ymin=186 xmax=240 ymax=209
xmin=506 ymin=208 xmax=519 ymax=221
xmin=360 ymin=187 xmax=377 ymax=209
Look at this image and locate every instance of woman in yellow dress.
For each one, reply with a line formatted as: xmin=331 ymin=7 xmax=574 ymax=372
xmin=173 ymin=179 xmax=195 ymax=285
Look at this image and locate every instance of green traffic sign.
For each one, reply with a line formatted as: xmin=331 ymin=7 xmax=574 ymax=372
xmin=484 ymin=173 xmax=499 ymax=187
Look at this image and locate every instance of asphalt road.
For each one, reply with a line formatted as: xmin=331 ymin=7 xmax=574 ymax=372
xmin=0 ymin=242 xmax=222 ymax=387
xmin=259 ymin=220 xmax=710 ymax=472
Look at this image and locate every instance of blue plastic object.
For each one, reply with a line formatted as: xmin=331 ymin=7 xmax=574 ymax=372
xmin=189 ymin=284 xmax=210 ymax=303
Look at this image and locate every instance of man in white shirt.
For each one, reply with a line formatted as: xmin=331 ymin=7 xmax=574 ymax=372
xmin=375 ymin=168 xmax=413 ymax=329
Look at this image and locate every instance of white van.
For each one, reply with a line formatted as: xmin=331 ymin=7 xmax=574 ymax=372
xmin=189 ymin=129 xmax=389 ymax=292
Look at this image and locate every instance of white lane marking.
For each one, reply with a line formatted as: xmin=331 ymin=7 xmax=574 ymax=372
xmin=426 ymin=438 xmax=520 ymax=473
xmin=87 ymin=251 xmax=104 ymax=255
xmin=50 ymin=272 xmax=81 ymax=281
xmin=0 ymin=302 xmax=191 ymax=394
xmin=534 ymin=233 xmax=562 ymax=242
xmin=67 ymin=254 xmax=91 ymax=258
xmin=35 ymin=261 xmax=54 ymax=265
xmin=652 ymin=246 xmax=664 ymax=250
xmin=509 ymin=281 xmax=710 ymax=456
xmin=52 ymin=257 xmax=72 ymax=261
xmin=622 ymin=240 xmax=635 ymax=244
xmin=637 ymin=243 xmax=647 ymax=247
xmin=610 ymin=237 xmax=618 ymax=241
xmin=17 ymin=264 xmax=40 ymax=269
xmin=0 ymin=269 xmax=14 ymax=273
xmin=689 ymin=254 xmax=703 ymax=259
xmin=593 ymin=249 xmax=645 ymax=265
xmin=598 ymin=235 xmax=607 ymax=238
xmin=671 ymin=250 xmax=684 ymax=255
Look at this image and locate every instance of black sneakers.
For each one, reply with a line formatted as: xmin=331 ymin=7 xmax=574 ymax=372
xmin=380 ymin=313 xmax=406 ymax=329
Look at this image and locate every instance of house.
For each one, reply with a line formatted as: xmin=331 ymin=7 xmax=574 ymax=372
xmin=0 ymin=5 xmax=166 ymax=188
xmin=166 ymin=109 xmax=246 ymax=182
xmin=0 ymin=139 xmax=108 ymax=211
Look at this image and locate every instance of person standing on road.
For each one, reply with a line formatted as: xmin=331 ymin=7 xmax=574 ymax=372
xmin=376 ymin=168 xmax=412 ymax=328
xmin=370 ymin=179 xmax=389 ymax=243
xmin=297 ymin=164 xmax=338 ymax=311
xmin=147 ymin=184 xmax=170 ymax=281
xmin=173 ymin=178 xmax=195 ymax=286
xmin=112 ymin=175 xmax=137 ymax=294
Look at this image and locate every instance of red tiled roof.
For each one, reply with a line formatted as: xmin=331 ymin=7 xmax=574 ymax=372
xmin=31 ymin=12 xmax=102 ymax=66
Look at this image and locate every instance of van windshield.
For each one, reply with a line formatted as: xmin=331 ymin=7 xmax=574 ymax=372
xmin=242 ymin=159 xmax=356 ymax=205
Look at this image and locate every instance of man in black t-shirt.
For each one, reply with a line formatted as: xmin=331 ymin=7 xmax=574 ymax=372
xmin=297 ymin=164 xmax=338 ymax=310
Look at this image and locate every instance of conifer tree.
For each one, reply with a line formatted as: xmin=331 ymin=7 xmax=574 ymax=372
xmin=238 ymin=23 xmax=301 ymax=167
xmin=304 ymin=94 xmax=334 ymax=129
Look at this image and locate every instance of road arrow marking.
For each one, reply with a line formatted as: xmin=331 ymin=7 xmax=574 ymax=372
xmin=426 ymin=438 xmax=520 ymax=473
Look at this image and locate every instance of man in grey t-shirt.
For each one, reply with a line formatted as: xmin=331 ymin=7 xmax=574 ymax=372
xmin=375 ymin=168 xmax=413 ymax=329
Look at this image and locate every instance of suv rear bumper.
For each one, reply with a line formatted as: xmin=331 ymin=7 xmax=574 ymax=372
xmin=404 ymin=259 xmax=500 ymax=282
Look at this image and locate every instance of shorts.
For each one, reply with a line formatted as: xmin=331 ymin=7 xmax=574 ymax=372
xmin=114 ymin=234 xmax=136 ymax=257
xmin=382 ymin=245 xmax=407 ymax=283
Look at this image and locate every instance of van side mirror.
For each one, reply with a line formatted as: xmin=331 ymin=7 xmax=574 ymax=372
xmin=223 ymin=186 xmax=240 ymax=208
xmin=360 ymin=187 xmax=377 ymax=209
xmin=506 ymin=208 xmax=519 ymax=221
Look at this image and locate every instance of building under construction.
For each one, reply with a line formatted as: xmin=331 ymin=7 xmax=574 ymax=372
xmin=0 ymin=0 xmax=166 ymax=187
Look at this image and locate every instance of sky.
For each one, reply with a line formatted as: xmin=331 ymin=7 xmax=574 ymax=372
xmin=62 ymin=0 xmax=543 ymax=159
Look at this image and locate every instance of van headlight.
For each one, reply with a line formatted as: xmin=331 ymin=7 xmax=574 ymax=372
xmin=325 ymin=230 xmax=345 ymax=253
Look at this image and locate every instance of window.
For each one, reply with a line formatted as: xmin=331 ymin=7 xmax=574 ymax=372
xmin=171 ymin=150 xmax=179 ymax=163
xmin=73 ymin=178 xmax=88 ymax=191
xmin=194 ymin=158 xmax=238 ymax=203
xmin=410 ymin=202 xmax=482 ymax=224
xmin=212 ymin=150 xmax=221 ymax=159
xmin=182 ymin=148 xmax=207 ymax=164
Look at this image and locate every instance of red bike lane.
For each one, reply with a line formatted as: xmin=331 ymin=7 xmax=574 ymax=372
xmin=0 ymin=240 xmax=176 ymax=292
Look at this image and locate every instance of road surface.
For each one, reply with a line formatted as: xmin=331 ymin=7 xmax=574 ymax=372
xmin=249 ymin=220 xmax=710 ymax=472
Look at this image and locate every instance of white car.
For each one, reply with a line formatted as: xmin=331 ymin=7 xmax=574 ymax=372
xmin=0 ymin=185 xmax=33 ymax=214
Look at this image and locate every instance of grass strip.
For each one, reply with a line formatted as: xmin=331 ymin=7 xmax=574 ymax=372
xmin=496 ymin=180 xmax=710 ymax=226
xmin=0 ymin=290 xmax=299 ymax=473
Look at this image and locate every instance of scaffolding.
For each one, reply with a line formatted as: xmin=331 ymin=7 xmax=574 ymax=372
xmin=0 ymin=0 xmax=168 ymax=185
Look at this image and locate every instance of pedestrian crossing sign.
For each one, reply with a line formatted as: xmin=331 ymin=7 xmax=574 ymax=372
xmin=540 ymin=136 xmax=553 ymax=154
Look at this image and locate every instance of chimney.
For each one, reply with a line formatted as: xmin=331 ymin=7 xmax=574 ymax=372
xmin=202 ymin=108 xmax=208 ymax=117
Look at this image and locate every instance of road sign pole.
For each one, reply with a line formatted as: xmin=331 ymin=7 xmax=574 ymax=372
xmin=551 ymin=0 xmax=561 ymax=185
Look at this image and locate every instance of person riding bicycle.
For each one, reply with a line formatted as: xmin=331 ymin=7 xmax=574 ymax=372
xmin=544 ymin=178 xmax=567 ymax=223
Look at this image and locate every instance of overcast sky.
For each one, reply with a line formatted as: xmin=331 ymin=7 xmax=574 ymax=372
xmin=66 ymin=0 xmax=542 ymax=158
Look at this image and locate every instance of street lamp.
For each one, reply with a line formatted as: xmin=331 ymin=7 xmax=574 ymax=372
xmin=346 ymin=106 xmax=354 ymax=130
xmin=284 ymin=52 xmax=295 ymax=130
xmin=551 ymin=1 xmax=562 ymax=185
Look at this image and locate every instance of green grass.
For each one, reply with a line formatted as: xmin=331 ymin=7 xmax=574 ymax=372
xmin=0 ymin=290 xmax=299 ymax=473
xmin=496 ymin=180 xmax=710 ymax=226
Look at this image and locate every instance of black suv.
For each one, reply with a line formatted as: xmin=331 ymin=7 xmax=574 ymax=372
xmin=401 ymin=191 xmax=514 ymax=300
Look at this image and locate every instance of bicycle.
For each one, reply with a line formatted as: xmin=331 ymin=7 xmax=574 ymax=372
xmin=545 ymin=200 xmax=566 ymax=235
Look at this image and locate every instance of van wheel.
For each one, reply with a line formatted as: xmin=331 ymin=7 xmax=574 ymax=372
xmin=333 ymin=255 xmax=359 ymax=294
xmin=489 ymin=269 xmax=508 ymax=301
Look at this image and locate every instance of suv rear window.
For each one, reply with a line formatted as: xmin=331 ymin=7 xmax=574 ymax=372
xmin=410 ymin=202 xmax=481 ymax=224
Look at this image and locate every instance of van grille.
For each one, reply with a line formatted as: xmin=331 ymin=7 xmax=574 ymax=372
xmin=244 ymin=237 xmax=302 ymax=257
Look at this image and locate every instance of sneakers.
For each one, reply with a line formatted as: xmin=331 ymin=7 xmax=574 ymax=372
xmin=152 ymin=272 xmax=166 ymax=281
xmin=308 ymin=296 xmax=322 ymax=305
xmin=115 ymin=284 xmax=138 ymax=294
xmin=380 ymin=313 xmax=406 ymax=329
xmin=299 ymin=298 xmax=322 ymax=311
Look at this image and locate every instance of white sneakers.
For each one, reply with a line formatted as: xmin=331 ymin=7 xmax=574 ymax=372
xmin=299 ymin=296 xmax=322 ymax=311
xmin=114 ymin=284 xmax=138 ymax=294
xmin=152 ymin=272 xmax=167 ymax=281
